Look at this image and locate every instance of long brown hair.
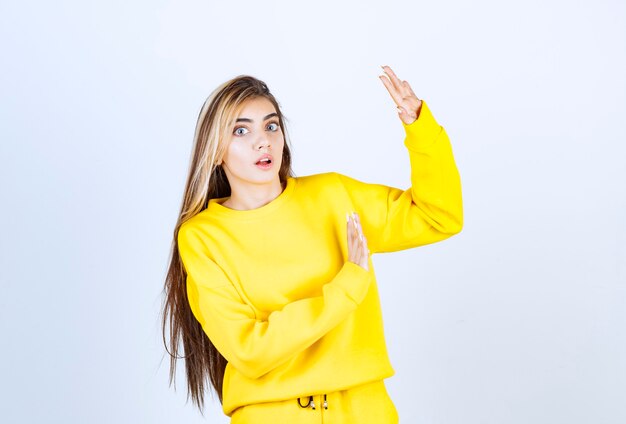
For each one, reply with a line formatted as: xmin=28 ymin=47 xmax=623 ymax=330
xmin=160 ymin=75 xmax=295 ymax=415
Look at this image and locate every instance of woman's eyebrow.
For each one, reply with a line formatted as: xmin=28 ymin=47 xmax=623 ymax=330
xmin=235 ymin=112 xmax=278 ymax=123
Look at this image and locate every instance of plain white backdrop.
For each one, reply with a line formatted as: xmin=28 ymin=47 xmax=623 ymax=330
xmin=1 ymin=0 xmax=624 ymax=422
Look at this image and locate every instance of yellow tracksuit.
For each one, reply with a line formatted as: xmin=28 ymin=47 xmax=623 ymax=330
xmin=177 ymin=100 xmax=463 ymax=422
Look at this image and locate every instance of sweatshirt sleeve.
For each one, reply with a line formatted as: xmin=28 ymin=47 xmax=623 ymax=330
xmin=335 ymin=100 xmax=463 ymax=254
xmin=177 ymin=224 xmax=372 ymax=380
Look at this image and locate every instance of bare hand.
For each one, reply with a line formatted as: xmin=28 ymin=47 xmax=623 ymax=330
xmin=346 ymin=212 xmax=369 ymax=272
xmin=379 ymin=65 xmax=423 ymax=125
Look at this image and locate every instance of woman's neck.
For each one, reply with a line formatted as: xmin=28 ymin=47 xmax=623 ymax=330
xmin=222 ymin=180 xmax=286 ymax=211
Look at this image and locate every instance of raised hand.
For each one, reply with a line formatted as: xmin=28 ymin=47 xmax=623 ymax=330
xmin=379 ymin=65 xmax=423 ymax=125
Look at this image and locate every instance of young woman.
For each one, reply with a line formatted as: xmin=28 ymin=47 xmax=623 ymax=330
xmin=162 ymin=66 xmax=463 ymax=423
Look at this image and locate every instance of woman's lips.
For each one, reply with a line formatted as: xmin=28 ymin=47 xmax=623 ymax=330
xmin=255 ymin=154 xmax=274 ymax=170
xmin=255 ymin=160 xmax=273 ymax=170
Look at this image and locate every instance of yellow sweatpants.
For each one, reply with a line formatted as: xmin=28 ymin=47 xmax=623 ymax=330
xmin=230 ymin=380 xmax=399 ymax=423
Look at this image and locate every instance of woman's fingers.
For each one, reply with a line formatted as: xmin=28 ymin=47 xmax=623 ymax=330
xmin=347 ymin=212 xmax=368 ymax=270
xmin=347 ymin=213 xmax=355 ymax=258
xmin=348 ymin=213 xmax=360 ymax=260
xmin=380 ymin=65 xmax=413 ymax=105
xmin=382 ymin=66 xmax=405 ymax=95
xmin=379 ymin=65 xmax=422 ymax=124
xmin=379 ymin=72 xmax=403 ymax=106
xmin=353 ymin=213 xmax=369 ymax=268
xmin=402 ymin=80 xmax=417 ymax=98
xmin=352 ymin=212 xmax=363 ymax=244
xmin=347 ymin=214 xmax=362 ymax=250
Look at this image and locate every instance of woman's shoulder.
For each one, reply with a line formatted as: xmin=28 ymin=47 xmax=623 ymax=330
xmin=178 ymin=208 xmax=220 ymax=237
xmin=297 ymin=170 xmax=372 ymax=189
xmin=294 ymin=171 xmax=347 ymax=186
xmin=292 ymin=171 xmax=350 ymax=195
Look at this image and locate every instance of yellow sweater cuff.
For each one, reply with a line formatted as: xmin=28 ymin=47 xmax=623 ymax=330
xmin=401 ymin=100 xmax=442 ymax=151
xmin=330 ymin=261 xmax=372 ymax=306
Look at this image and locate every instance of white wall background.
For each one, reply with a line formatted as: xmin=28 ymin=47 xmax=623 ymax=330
xmin=1 ymin=0 xmax=624 ymax=423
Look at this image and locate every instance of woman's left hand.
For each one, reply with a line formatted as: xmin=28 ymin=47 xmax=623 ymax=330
xmin=379 ymin=65 xmax=423 ymax=125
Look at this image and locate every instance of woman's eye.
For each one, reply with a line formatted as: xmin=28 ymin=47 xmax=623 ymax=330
xmin=267 ymin=122 xmax=279 ymax=131
xmin=234 ymin=127 xmax=248 ymax=136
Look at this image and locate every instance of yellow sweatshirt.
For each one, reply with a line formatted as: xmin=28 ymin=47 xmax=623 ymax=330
xmin=177 ymin=100 xmax=463 ymax=417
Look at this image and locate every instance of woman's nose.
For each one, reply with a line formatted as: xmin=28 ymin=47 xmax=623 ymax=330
xmin=254 ymin=135 xmax=271 ymax=150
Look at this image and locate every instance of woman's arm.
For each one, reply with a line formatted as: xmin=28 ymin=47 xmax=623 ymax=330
xmin=178 ymin=223 xmax=372 ymax=380
xmin=335 ymin=67 xmax=463 ymax=253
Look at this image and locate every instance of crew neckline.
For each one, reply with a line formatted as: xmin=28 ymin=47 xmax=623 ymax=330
xmin=206 ymin=177 xmax=297 ymax=219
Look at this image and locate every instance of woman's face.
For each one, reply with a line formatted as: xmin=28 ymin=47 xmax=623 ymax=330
xmin=220 ymin=96 xmax=284 ymax=190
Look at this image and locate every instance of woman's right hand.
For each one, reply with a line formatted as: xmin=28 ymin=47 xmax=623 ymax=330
xmin=347 ymin=212 xmax=369 ymax=272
